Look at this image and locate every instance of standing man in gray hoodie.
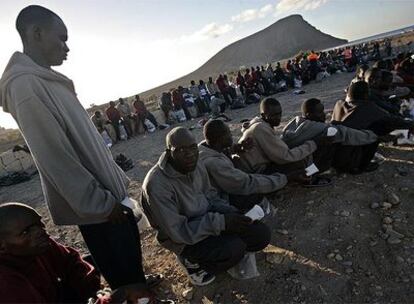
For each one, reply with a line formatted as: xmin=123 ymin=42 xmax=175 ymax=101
xmin=0 ymin=5 xmax=172 ymax=304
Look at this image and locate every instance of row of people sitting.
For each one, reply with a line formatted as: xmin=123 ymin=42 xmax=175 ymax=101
xmin=91 ymin=95 xmax=165 ymax=144
xmin=141 ymin=75 xmax=414 ymax=285
xmin=2 ymin=74 xmax=412 ymax=303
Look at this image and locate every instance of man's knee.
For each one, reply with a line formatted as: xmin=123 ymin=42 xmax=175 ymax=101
xmin=245 ymin=222 xmax=271 ymax=252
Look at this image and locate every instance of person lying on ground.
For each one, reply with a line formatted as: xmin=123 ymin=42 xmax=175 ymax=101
xmin=0 ymin=202 xmax=101 ymax=303
xmin=142 ymin=127 xmax=270 ymax=286
xmin=199 ymin=119 xmax=287 ymax=212
xmin=282 ymin=98 xmax=385 ymax=174
xmin=332 ymin=81 xmax=414 ymax=137
xmin=236 ymin=98 xmax=332 ymax=186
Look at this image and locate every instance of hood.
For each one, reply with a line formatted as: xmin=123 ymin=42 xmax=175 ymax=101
xmin=0 ymin=52 xmax=75 ymax=113
xmin=282 ymin=116 xmax=327 ymax=148
xmin=198 ymin=140 xmax=224 ymax=161
xmin=241 ymin=116 xmax=263 ymax=133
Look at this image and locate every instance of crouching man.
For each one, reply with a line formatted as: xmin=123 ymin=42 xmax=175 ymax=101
xmin=142 ymin=127 xmax=270 ymax=286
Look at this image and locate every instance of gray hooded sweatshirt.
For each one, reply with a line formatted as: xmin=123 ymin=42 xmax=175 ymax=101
xmin=282 ymin=116 xmax=378 ymax=148
xmin=237 ymin=117 xmax=317 ymax=173
xmin=0 ymin=52 xmax=129 ymax=225
xmin=198 ymin=141 xmax=287 ymax=200
xmin=142 ymin=152 xmax=236 ymax=254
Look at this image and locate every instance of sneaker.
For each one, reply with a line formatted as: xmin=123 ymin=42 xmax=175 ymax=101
xmin=176 ymin=256 xmax=216 ymax=286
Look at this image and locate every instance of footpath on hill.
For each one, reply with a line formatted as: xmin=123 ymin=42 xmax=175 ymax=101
xmin=1 ymin=71 xmax=414 ymax=303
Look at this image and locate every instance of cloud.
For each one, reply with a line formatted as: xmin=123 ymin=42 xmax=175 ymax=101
xmin=195 ymin=22 xmax=234 ymax=39
xmin=276 ymin=0 xmax=329 ymax=12
xmin=231 ymin=4 xmax=275 ymax=23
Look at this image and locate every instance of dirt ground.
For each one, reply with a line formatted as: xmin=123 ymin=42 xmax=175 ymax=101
xmin=1 ymin=71 xmax=414 ymax=303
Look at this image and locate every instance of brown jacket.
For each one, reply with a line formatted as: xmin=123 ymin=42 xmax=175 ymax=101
xmin=237 ymin=117 xmax=317 ymax=173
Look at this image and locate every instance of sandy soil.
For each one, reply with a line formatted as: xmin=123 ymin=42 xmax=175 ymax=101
xmin=1 ymin=71 xmax=414 ymax=303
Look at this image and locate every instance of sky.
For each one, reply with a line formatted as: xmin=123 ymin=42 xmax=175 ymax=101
xmin=1 ymin=0 xmax=413 ymax=129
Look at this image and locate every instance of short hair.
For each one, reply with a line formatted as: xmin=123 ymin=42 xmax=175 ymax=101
xmin=260 ymin=97 xmax=280 ymax=113
xmin=302 ymin=98 xmax=321 ymax=116
xmin=203 ymin=119 xmax=227 ymax=145
xmin=348 ymin=81 xmax=369 ymax=101
xmin=16 ymin=5 xmax=60 ymax=40
xmin=165 ymin=127 xmax=194 ymax=149
xmin=0 ymin=203 xmax=39 ymax=236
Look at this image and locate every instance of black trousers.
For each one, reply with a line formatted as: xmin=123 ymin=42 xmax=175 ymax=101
xmin=333 ymin=142 xmax=379 ymax=172
xmin=180 ymin=222 xmax=270 ymax=274
xmin=229 ymin=193 xmax=264 ymax=213
xmin=79 ymin=212 xmax=146 ymax=289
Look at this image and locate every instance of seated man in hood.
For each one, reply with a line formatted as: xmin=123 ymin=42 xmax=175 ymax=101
xmin=332 ymin=81 xmax=414 ymax=136
xmin=142 ymin=127 xmax=270 ymax=286
xmin=199 ymin=119 xmax=287 ymax=212
xmin=282 ymin=98 xmax=381 ymax=174
xmin=236 ymin=98 xmax=331 ymax=185
xmin=0 ymin=203 xmax=101 ymax=303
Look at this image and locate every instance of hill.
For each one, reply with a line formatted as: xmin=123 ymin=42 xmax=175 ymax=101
xmin=137 ymin=14 xmax=347 ymax=100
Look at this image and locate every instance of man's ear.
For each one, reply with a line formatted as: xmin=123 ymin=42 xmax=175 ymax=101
xmin=30 ymin=25 xmax=42 ymax=42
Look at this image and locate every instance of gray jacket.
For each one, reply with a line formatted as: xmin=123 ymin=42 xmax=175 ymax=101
xmin=198 ymin=141 xmax=287 ymax=200
xmin=0 ymin=52 xmax=129 ymax=225
xmin=142 ymin=152 xmax=236 ymax=254
xmin=282 ymin=116 xmax=378 ymax=148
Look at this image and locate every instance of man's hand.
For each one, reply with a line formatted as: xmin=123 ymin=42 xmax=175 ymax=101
xmin=377 ymin=134 xmax=398 ymax=143
xmin=107 ymin=204 xmax=132 ymax=224
xmin=232 ymin=138 xmax=254 ymax=153
xmin=286 ymin=170 xmax=311 ymax=184
xmin=224 ymin=213 xmax=252 ymax=234
xmin=313 ymin=134 xmax=334 ymax=146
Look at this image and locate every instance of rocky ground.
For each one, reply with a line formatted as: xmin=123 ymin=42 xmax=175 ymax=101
xmin=1 ymin=71 xmax=414 ymax=303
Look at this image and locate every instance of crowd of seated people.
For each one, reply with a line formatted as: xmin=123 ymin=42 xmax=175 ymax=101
xmin=5 ymin=32 xmax=414 ymax=303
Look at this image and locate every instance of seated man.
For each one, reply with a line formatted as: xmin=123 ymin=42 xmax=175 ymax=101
xmin=0 ymin=203 xmax=100 ymax=303
xmin=236 ymin=98 xmax=330 ymax=185
xmin=116 ymin=98 xmax=133 ymax=137
xmin=133 ymin=95 xmax=159 ymax=131
xmin=142 ymin=127 xmax=270 ymax=286
xmin=332 ymin=81 xmax=414 ymax=136
xmin=282 ymin=98 xmax=381 ymax=174
xmin=91 ymin=110 xmax=106 ymax=133
xmin=199 ymin=119 xmax=287 ymax=212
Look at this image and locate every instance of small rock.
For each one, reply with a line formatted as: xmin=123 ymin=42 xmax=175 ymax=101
xmin=370 ymin=240 xmax=378 ymax=247
xmin=346 ymin=245 xmax=353 ymax=250
xmin=327 ymin=253 xmax=335 ymax=259
xmin=396 ymin=256 xmax=405 ymax=263
xmin=335 ymin=254 xmax=344 ymax=261
xmin=383 ymin=217 xmax=393 ymax=224
xmin=380 ymin=202 xmax=392 ymax=210
xmin=386 ymin=227 xmax=405 ymax=239
xmin=388 ymin=193 xmax=400 ymax=205
xmin=182 ymin=288 xmax=194 ymax=301
xmin=345 ymin=268 xmax=354 ymax=274
xmin=388 ymin=237 xmax=402 ymax=244
xmin=343 ymin=261 xmax=353 ymax=267
xmin=334 ymin=211 xmax=340 ymax=216
xmin=276 ymin=229 xmax=289 ymax=235
xmin=306 ymin=200 xmax=314 ymax=205
xmin=370 ymin=202 xmax=380 ymax=209
xmin=340 ymin=210 xmax=351 ymax=217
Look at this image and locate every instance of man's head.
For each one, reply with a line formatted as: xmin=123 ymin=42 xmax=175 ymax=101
xmin=135 ymin=95 xmax=140 ymax=101
xmin=94 ymin=110 xmax=101 ymax=117
xmin=208 ymin=77 xmax=213 ymax=83
xmin=203 ymin=119 xmax=233 ymax=152
xmin=347 ymin=81 xmax=370 ymax=101
xmin=302 ymin=98 xmax=326 ymax=122
xmin=0 ymin=203 xmax=50 ymax=257
xmin=364 ymin=68 xmax=382 ymax=89
xmin=16 ymin=5 xmax=69 ymax=67
xmin=109 ymin=101 xmax=115 ymax=108
xmin=356 ymin=64 xmax=369 ymax=80
xmin=260 ymin=97 xmax=282 ymax=127
xmin=119 ymin=98 xmax=124 ymax=104
xmin=190 ymin=80 xmax=195 ymax=86
xmin=166 ymin=127 xmax=198 ymax=174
